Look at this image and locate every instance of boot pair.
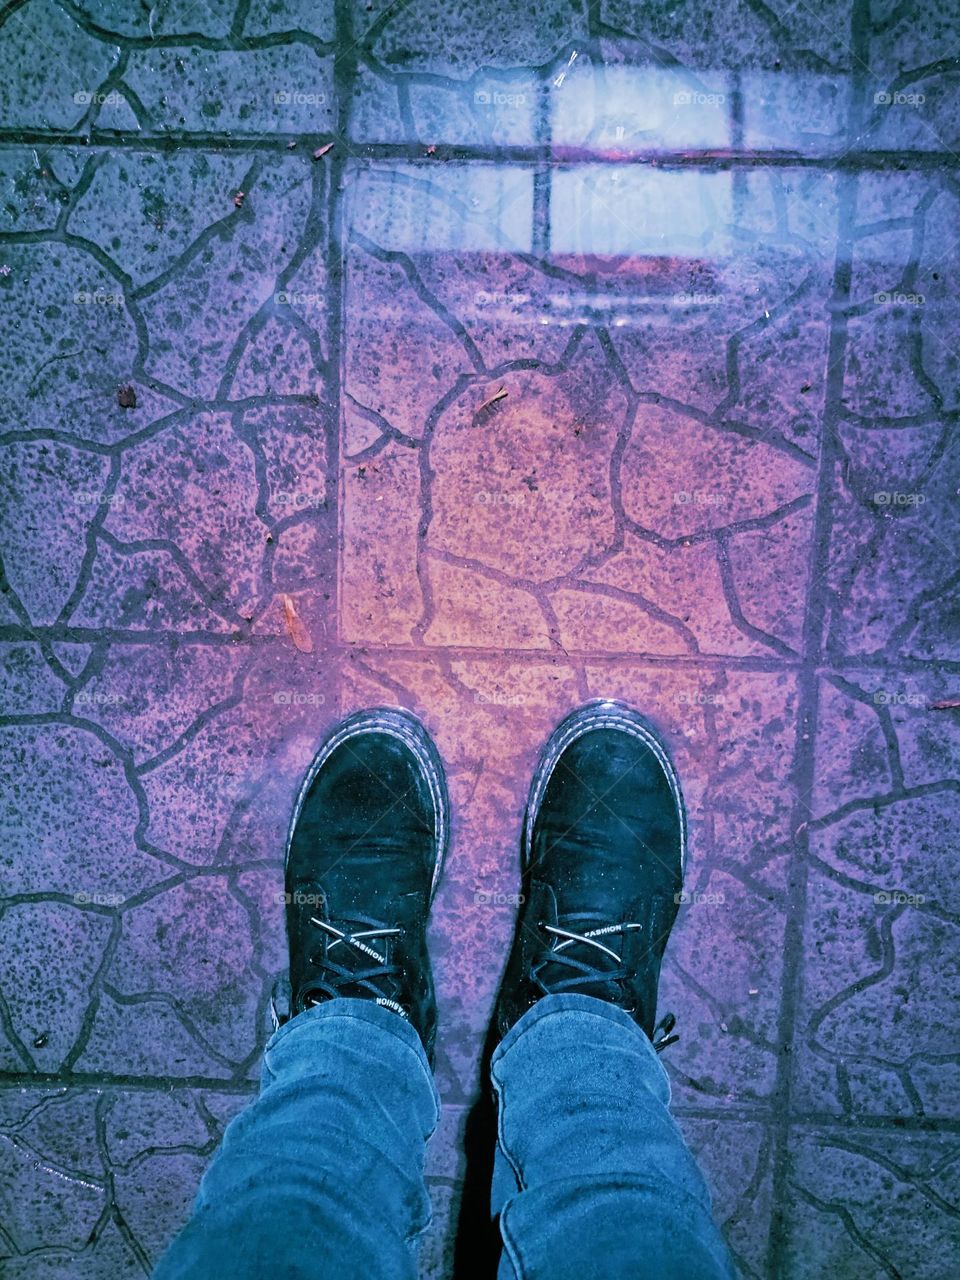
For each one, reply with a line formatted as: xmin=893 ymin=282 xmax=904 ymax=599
xmin=275 ymin=700 xmax=685 ymax=1061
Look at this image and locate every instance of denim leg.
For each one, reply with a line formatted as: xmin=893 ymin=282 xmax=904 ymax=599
xmin=490 ymin=994 xmax=738 ymax=1280
xmin=153 ymin=999 xmax=440 ymax=1280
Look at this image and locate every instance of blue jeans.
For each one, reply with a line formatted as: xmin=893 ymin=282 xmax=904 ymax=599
xmin=154 ymin=994 xmax=736 ymax=1279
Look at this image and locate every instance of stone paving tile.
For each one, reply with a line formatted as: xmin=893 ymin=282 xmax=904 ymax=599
xmin=791 ymin=665 xmax=960 ymax=1123
xmin=823 ymin=427 xmax=959 ymax=662
xmin=0 ymin=1084 xmax=248 ymax=1276
xmin=0 ymin=2 xmax=337 ymax=137
xmin=680 ymin=1117 xmax=775 ymax=1280
xmin=347 ymin=0 xmax=585 ymax=147
xmin=0 ymin=148 xmax=88 ymax=233
xmin=341 ymin=160 xmax=831 ymax=658
xmin=781 ymin=1129 xmax=960 ymax=1280
xmin=0 ymin=0 xmax=117 ymax=132
xmin=124 ymin=46 xmax=336 ymax=137
xmin=601 ymin=0 xmax=857 ymax=73
xmin=859 ymin=2 xmax=960 ymax=154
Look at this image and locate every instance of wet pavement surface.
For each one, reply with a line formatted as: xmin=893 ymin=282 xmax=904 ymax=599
xmin=0 ymin=1 xmax=959 ymax=1276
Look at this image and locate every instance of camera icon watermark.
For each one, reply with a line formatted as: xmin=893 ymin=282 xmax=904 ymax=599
xmin=675 ymin=691 xmax=726 ymax=707
xmin=874 ymin=90 xmax=925 ymax=107
xmin=74 ymin=289 xmax=125 ymax=306
xmin=475 ymin=289 xmax=530 ymax=308
xmin=274 ymin=889 xmax=328 ymax=907
xmin=274 ymin=491 xmax=324 ymax=510
xmin=72 ymin=491 xmax=125 ymax=507
xmin=673 ymin=89 xmax=725 ymax=107
xmin=673 ymin=490 xmax=727 ymax=507
xmin=473 ymin=88 xmax=528 ymax=108
xmin=273 ymin=691 xmax=327 ymax=706
xmin=874 ymin=890 xmax=925 ymax=905
xmin=73 ymin=890 xmax=124 ymax=906
xmin=473 ymin=692 xmax=528 ymax=707
xmin=273 ymin=90 xmax=327 ymax=106
xmin=73 ymin=90 xmax=126 ymax=107
xmin=873 ymin=690 xmax=926 ymax=708
xmin=275 ymin=290 xmax=324 ymax=308
xmin=872 ymin=491 xmax=925 ymax=506
xmin=74 ymin=689 xmax=125 ymax=707
xmin=873 ymin=290 xmax=924 ymax=306
xmin=673 ymin=291 xmax=723 ymax=306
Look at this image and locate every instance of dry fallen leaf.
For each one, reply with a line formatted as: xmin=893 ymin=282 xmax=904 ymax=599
xmin=281 ymin=593 xmax=314 ymax=653
xmin=930 ymin=699 xmax=960 ymax=710
xmin=117 ymin=384 xmax=137 ymax=409
xmin=233 ymin=191 xmax=245 ymax=208
xmin=476 ymin=385 xmax=508 ymax=413
xmin=313 ymin=143 xmax=334 ymax=160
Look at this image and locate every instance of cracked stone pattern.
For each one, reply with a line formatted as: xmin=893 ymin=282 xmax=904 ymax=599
xmin=1 ymin=1 xmax=959 ymax=1277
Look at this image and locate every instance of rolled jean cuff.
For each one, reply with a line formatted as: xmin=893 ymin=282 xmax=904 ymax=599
xmin=491 ymin=992 xmax=667 ymax=1086
xmin=264 ymin=997 xmax=441 ymax=1123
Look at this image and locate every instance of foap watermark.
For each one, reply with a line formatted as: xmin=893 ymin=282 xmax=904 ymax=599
xmin=874 ymin=889 xmax=925 ymax=906
xmin=273 ymin=691 xmax=327 ymax=706
xmin=873 ymin=690 xmax=926 ymax=708
xmin=274 ymin=491 xmax=324 ymax=510
xmin=274 ymin=889 xmax=327 ymax=907
xmin=673 ymin=490 xmax=727 ymax=507
xmin=474 ymin=890 xmax=525 ymax=906
xmin=474 ymin=490 xmax=525 ymax=507
xmin=673 ymin=89 xmax=726 ymax=107
xmin=473 ymin=691 xmax=528 ymax=707
xmin=873 ymin=490 xmax=925 ymax=507
xmin=275 ymin=290 xmax=324 ymax=308
xmin=74 ymin=289 xmax=125 ymax=306
xmin=74 ymin=690 xmax=125 ymax=707
xmin=473 ymin=89 xmax=528 ymax=108
xmin=473 ymin=489 xmax=564 ymax=508
xmin=673 ymin=291 xmax=723 ymax=307
xmin=475 ymin=289 xmax=530 ymax=308
xmin=674 ymin=889 xmax=726 ymax=906
xmin=72 ymin=491 xmax=125 ymax=507
xmin=273 ymin=89 xmax=327 ymax=106
xmin=73 ymin=89 xmax=126 ymax=107
xmin=874 ymin=90 xmax=925 ymax=107
xmin=674 ymin=690 xmax=726 ymax=707
xmin=74 ymin=890 xmax=124 ymax=906
xmin=874 ymin=290 xmax=924 ymax=306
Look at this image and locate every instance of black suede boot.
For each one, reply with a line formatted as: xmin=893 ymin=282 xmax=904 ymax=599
xmin=274 ymin=707 xmax=449 ymax=1063
xmin=495 ymin=701 xmax=685 ymax=1049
